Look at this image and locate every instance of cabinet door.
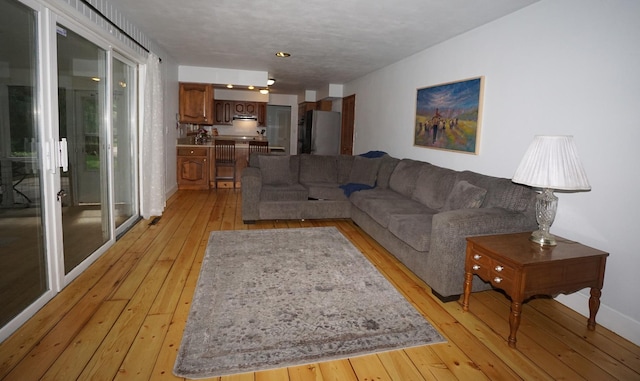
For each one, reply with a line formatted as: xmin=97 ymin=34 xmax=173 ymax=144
xmin=214 ymin=100 xmax=233 ymax=125
xmin=179 ymin=83 xmax=213 ymax=124
xmin=244 ymin=102 xmax=257 ymax=115
xmin=177 ymin=156 xmax=209 ymax=189
xmin=233 ymin=102 xmax=245 ymax=115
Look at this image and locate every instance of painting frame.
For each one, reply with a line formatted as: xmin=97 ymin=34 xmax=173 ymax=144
xmin=414 ymin=76 xmax=484 ymax=154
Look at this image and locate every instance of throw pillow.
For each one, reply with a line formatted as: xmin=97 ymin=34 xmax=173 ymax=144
xmin=442 ymin=180 xmax=487 ymax=211
xmin=348 ymin=156 xmax=382 ymax=187
xmin=259 ymin=155 xmax=292 ymax=185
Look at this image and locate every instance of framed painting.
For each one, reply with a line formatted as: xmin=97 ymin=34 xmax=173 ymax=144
xmin=414 ymin=76 xmax=484 ymax=154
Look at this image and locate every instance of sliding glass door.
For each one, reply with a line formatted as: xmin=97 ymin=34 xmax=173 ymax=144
xmin=0 ymin=0 xmax=47 ymax=330
xmin=0 ymin=0 xmax=141 ymax=341
xmin=56 ymin=24 xmax=111 ymax=274
xmin=112 ymin=56 xmax=137 ymax=232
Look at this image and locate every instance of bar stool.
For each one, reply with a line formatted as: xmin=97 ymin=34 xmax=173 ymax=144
xmin=213 ymin=139 xmax=236 ymax=189
xmin=247 ymin=140 xmax=269 ymax=164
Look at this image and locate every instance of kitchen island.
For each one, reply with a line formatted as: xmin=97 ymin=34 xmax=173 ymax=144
xmin=176 ymin=135 xmax=283 ymax=190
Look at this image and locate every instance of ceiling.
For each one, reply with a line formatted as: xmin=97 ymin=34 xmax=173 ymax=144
xmin=106 ymin=0 xmax=539 ymax=94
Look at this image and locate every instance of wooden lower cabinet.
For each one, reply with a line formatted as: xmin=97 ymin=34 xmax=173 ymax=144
xmin=177 ymin=146 xmax=250 ymax=189
xmin=177 ymin=148 xmax=209 ymax=190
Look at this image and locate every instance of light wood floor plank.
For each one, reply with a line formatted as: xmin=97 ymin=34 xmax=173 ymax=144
xmin=1 ymin=189 xmax=638 ymax=381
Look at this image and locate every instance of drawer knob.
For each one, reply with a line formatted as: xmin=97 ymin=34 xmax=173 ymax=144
xmin=473 ymin=254 xmax=481 ymax=260
xmin=472 ymin=265 xmax=480 ymax=270
xmin=494 ymin=277 xmax=503 ymax=283
xmin=495 ymin=265 xmax=504 ymax=272
xmin=190 ymin=150 xmax=194 ymax=154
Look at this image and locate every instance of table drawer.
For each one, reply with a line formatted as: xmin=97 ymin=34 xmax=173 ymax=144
xmin=178 ymin=147 xmax=208 ymax=156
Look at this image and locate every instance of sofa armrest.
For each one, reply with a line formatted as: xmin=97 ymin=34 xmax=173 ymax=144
xmin=425 ymin=208 xmax=537 ymax=297
xmin=241 ymin=167 xmax=262 ymax=223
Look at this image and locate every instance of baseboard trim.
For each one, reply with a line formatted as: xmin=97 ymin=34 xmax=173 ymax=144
xmin=555 ymin=292 xmax=640 ymax=346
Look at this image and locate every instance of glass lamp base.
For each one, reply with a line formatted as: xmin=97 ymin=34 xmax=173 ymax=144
xmin=530 ymin=229 xmax=557 ymax=246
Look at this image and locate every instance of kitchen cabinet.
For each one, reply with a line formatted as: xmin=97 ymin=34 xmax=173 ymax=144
xmin=214 ymin=100 xmax=233 ymax=125
xmin=177 ymin=147 xmax=209 ymax=190
xmin=214 ymin=100 xmax=267 ymax=126
xmin=179 ymin=83 xmax=214 ymax=124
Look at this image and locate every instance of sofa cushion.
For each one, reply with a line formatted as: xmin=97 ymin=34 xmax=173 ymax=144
xmin=260 ymin=183 xmax=308 ymax=201
xmin=351 ymin=189 xmax=434 ymax=228
xmin=299 ymin=155 xmax=337 ymax=183
xmin=376 ymin=155 xmax=400 ymax=189
xmin=305 ymin=183 xmax=348 ymax=201
xmin=442 ymin=180 xmax=487 ymax=211
xmin=336 ymin=155 xmax=355 ymax=184
xmin=412 ymin=164 xmax=458 ymax=209
xmin=457 ymin=171 xmax=533 ymax=212
xmin=348 ymin=156 xmax=382 ymax=186
xmin=259 ymin=155 xmax=292 ymax=185
xmin=389 ymin=159 xmax=424 ymax=197
xmin=387 ymin=213 xmax=435 ymax=252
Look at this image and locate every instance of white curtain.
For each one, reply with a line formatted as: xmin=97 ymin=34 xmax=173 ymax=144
xmin=140 ymin=52 xmax=165 ymax=219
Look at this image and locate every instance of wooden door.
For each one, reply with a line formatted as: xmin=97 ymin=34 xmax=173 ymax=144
xmin=340 ymin=94 xmax=355 ymax=155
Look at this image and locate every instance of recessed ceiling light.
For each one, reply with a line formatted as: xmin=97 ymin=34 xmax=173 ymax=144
xmin=248 ymin=85 xmax=255 ymax=90
xmin=259 ymin=89 xmax=269 ymax=95
xmin=226 ymin=84 xmax=233 ymax=88
xmin=275 ymin=52 xmax=290 ymax=58
xmin=267 ymin=78 xmax=275 ymax=86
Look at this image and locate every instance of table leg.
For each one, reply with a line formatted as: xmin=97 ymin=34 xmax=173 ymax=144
xmin=588 ymin=287 xmax=602 ymax=330
xmin=462 ymin=270 xmax=473 ymax=311
xmin=508 ymin=300 xmax=523 ymax=348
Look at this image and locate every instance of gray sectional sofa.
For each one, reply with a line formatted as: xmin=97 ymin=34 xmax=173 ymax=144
xmin=241 ymin=152 xmax=538 ymax=301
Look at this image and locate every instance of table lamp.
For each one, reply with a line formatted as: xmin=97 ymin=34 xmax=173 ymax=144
xmin=512 ymin=135 xmax=591 ymax=246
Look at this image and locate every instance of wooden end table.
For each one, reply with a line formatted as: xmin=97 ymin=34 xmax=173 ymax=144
xmin=461 ymin=232 xmax=608 ymax=349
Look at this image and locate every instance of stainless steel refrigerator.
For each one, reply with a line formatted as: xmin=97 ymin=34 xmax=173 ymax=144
xmin=298 ymin=110 xmax=341 ymax=155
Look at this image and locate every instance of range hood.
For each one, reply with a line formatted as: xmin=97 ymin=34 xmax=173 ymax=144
xmin=233 ymin=114 xmax=257 ymax=121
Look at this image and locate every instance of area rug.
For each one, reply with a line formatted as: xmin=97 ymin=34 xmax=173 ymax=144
xmin=173 ymin=227 xmax=445 ymax=379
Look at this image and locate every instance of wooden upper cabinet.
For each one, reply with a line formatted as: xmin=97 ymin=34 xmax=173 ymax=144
xmin=214 ymin=100 xmax=233 ymax=124
xmin=244 ymin=102 xmax=257 ymax=115
xmin=179 ymin=83 xmax=213 ymax=124
xmin=340 ymin=94 xmax=355 ymax=155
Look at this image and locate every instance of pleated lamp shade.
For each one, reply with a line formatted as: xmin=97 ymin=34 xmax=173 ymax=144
xmin=512 ymin=135 xmax=591 ymax=191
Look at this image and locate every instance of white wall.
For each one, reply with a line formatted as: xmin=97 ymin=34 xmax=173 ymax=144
xmin=345 ymin=0 xmax=640 ymax=345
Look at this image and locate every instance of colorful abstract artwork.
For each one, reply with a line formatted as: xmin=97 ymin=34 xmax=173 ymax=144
xmin=414 ymin=77 xmax=484 ymax=154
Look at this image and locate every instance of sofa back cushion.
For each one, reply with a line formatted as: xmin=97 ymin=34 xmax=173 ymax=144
xmin=259 ymin=155 xmax=297 ymax=185
xmin=411 ymin=164 xmax=458 ymax=209
xmin=299 ymin=154 xmax=338 ymax=183
xmin=348 ymin=156 xmax=383 ymax=187
xmin=389 ymin=159 xmax=423 ymax=197
xmin=441 ymin=180 xmax=487 ymax=211
xmin=376 ymin=155 xmax=399 ymax=189
xmin=456 ymin=170 xmax=534 ymax=212
xmin=336 ymin=155 xmax=355 ymax=184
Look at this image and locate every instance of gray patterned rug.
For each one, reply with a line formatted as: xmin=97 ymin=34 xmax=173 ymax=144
xmin=173 ymin=227 xmax=445 ymax=379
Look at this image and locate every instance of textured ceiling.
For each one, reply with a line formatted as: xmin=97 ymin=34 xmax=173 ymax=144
xmin=106 ymin=0 xmax=539 ymax=94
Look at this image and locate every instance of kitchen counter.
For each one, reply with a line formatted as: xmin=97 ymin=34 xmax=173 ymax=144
xmin=177 ymin=135 xmax=267 ymax=147
xmin=176 ymin=135 xmax=285 ymax=152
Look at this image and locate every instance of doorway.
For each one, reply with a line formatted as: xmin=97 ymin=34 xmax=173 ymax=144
xmin=266 ymin=105 xmax=291 ymax=154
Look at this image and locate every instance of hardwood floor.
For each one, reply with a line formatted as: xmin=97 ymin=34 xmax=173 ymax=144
xmin=1 ymin=189 xmax=638 ymax=380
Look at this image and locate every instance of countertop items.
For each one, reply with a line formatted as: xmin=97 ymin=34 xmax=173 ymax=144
xmin=177 ymin=135 xmax=268 ymax=147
